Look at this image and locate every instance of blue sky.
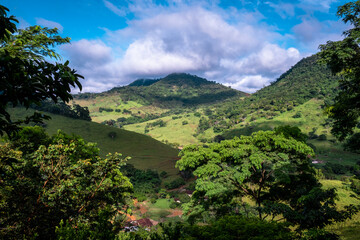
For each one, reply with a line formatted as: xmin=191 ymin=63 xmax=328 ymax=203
xmin=4 ymin=0 xmax=349 ymax=93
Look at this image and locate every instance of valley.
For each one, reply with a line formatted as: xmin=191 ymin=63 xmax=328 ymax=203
xmin=2 ymin=2 xmax=360 ymax=238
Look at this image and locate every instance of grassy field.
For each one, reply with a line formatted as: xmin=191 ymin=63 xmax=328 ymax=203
xmin=124 ymin=112 xmax=202 ymax=146
xmin=321 ymin=180 xmax=360 ymax=240
xmin=7 ymin=107 xmax=180 ymax=177
xmin=223 ymin=99 xmax=359 ymax=166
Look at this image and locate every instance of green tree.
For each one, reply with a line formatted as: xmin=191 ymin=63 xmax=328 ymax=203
xmin=176 ymin=131 xmax=358 ymax=233
xmin=0 ymin=130 xmax=133 ymax=239
xmin=0 ymin=4 xmax=83 ymax=137
xmin=318 ymin=1 xmax=360 ymax=141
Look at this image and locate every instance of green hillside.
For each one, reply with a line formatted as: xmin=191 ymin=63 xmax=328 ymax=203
xmin=71 ymin=73 xmax=247 ymax=124
xmin=107 ymin=73 xmax=247 ymax=107
xmin=7 ymin=107 xmax=180 ymax=177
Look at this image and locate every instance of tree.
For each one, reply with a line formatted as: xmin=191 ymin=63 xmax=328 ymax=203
xmin=0 ymin=129 xmax=133 ymax=239
xmin=176 ymin=130 xmax=358 ymax=232
xmin=0 ymin=4 xmax=83 ymax=137
xmin=318 ymin=1 xmax=360 ymax=141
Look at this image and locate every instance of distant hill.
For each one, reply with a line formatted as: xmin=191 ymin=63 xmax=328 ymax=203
xmin=105 ymin=73 xmax=248 ymax=107
xmin=70 ymin=73 xmax=248 ymax=136
xmin=129 ymin=78 xmax=160 ymax=87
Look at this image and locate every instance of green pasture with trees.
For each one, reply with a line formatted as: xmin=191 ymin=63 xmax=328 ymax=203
xmin=1 ymin=1 xmax=360 ymax=240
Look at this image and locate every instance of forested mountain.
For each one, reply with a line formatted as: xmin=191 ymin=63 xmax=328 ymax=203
xmin=75 ymin=73 xmax=247 ymax=108
xmin=208 ymin=54 xmax=341 ymax=128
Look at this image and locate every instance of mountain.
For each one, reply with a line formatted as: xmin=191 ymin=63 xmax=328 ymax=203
xmin=71 ymin=73 xmax=248 ymax=133
xmin=105 ymin=73 xmax=248 ymax=107
xmin=209 ymin=54 xmax=341 ymax=127
xmin=129 ymin=78 xmax=160 ymax=87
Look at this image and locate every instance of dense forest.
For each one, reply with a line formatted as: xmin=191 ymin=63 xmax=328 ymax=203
xmin=1 ymin=1 xmax=360 ymax=240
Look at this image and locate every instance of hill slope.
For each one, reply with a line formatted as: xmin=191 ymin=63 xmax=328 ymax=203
xmin=7 ymin=107 xmax=180 ymax=177
xmin=107 ymin=73 xmax=247 ymax=107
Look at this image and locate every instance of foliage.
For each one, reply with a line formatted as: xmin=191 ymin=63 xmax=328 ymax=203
xmin=121 ymin=164 xmax=161 ymax=200
xmin=160 ymin=170 xmax=168 ymax=178
xmin=31 ymin=100 xmax=91 ymax=121
xmin=164 ymin=178 xmax=186 ymax=190
xmin=274 ymin=125 xmax=308 ymax=143
xmin=108 ymin=131 xmax=117 ymax=139
xmin=176 ymin=130 xmax=358 ymax=232
xmin=318 ymin=1 xmax=360 ymax=141
xmin=0 ymin=130 xmax=133 ymax=239
xmin=8 ymin=125 xmax=51 ymax=155
xmin=0 ymin=5 xmax=83 ymax=137
xmin=344 ymin=133 xmax=360 ymax=153
xmin=118 ymin=215 xmax=295 ymax=240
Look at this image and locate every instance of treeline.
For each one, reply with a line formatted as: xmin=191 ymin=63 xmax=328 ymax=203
xmin=31 ymin=100 xmax=91 ymax=121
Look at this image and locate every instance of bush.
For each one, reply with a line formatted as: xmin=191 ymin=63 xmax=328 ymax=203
xmin=292 ymin=112 xmax=302 ymax=118
xmin=318 ymin=134 xmax=327 ymax=141
xmin=160 ymin=171 xmax=168 ymax=178
xmin=165 ymin=178 xmax=186 ymax=190
xmin=108 ymin=131 xmax=117 ymax=139
xmin=169 ymin=201 xmax=178 ymax=209
xmin=194 ymin=112 xmax=201 ymax=117
xmin=182 ymin=120 xmax=188 ymax=125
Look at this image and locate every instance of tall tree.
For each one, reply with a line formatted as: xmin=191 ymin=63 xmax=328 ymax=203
xmin=0 ymin=129 xmax=133 ymax=239
xmin=318 ymin=1 xmax=360 ymax=141
xmin=176 ymin=130 xmax=358 ymax=232
xmin=0 ymin=4 xmax=83 ymax=137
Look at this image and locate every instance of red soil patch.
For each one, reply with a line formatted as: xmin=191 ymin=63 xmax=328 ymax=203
xmin=167 ymin=209 xmax=182 ymax=218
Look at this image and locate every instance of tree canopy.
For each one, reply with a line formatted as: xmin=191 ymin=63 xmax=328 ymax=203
xmin=0 ymin=4 xmax=83 ymax=137
xmin=0 ymin=127 xmax=133 ymax=239
xmin=318 ymin=0 xmax=360 ymax=141
xmin=176 ymin=130 xmax=358 ymax=232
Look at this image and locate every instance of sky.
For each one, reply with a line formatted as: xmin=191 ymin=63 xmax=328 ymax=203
xmin=4 ymin=0 xmax=350 ymax=93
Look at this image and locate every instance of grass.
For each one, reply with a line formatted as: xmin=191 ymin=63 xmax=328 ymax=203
xmin=125 ymin=112 xmax=202 ymax=146
xmin=72 ymin=95 xmax=168 ymax=123
xmin=321 ymin=180 xmax=360 ymax=240
xmin=224 ymin=99 xmax=359 ymax=167
xmin=144 ymin=199 xmax=173 ymax=221
xmin=7 ymin=107 xmax=180 ymax=177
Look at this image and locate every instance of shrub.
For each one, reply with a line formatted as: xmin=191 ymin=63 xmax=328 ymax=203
xmin=292 ymin=112 xmax=302 ymax=118
xmin=318 ymin=134 xmax=327 ymax=141
xmin=165 ymin=178 xmax=186 ymax=190
xmin=194 ymin=112 xmax=201 ymax=117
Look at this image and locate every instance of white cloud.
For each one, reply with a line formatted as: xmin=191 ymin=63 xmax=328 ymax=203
xmin=223 ymin=75 xmax=271 ymax=93
xmin=62 ymin=3 xmax=320 ymax=93
xmin=35 ymin=18 xmax=64 ymax=32
xmin=63 ymin=6 xmax=302 ymax=93
xmin=103 ymin=0 xmax=126 ymax=16
xmin=292 ymin=17 xmax=348 ymax=52
xmin=265 ymin=2 xmax=295 ymax=19
xmin=298 ymin=0 xmax=338 ymax=12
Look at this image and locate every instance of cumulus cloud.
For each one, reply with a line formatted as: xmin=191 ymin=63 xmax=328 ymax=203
xmin=35 ymin=18 xmax=64 ymax=32
xmin=62 ymin=5 xmax=303 ymax=93
xmin=223 ymin=75 xmax=271 ymax=93
xmin=63 ymin=0 xmax=355 ymax=93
